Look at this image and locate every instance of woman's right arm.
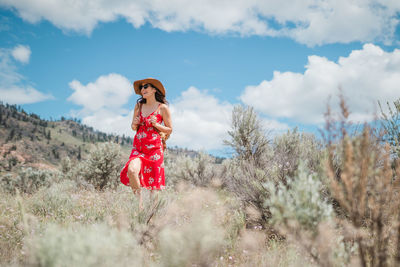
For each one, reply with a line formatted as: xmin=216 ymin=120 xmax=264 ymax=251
xmin=131 ymin=103 xmax=140 ymax=131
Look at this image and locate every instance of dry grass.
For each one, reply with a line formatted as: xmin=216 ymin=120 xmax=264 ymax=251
xmin=0 ymin=177 xmax=321 ymax=267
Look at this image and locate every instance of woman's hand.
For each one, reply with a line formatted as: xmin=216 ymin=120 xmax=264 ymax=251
xmin=131 ymin=116 xmax=141 ymax=131
xmin=133 ymin=116 xmax=141 ymax=126
xmin=150 ymin=115 xmax=158 ymax=127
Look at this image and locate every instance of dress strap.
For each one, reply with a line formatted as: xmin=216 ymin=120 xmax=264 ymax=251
xmin=155 ymin=103 xmax=162 ymax=115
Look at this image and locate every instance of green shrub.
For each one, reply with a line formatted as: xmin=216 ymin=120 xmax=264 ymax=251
xmin=221 ymin=105 xmax=324 ymax=228
xmin=271 ymin=128 xmax=324 ymax=184
xmin=75 ymin=142 xmax=122 ymax=190
xmin=0 ymin=167 xmax=59 ymax=194
xmin=263 ymin=161 xmax=354 ymax=266
xmin=222 ymin=158 xmax=270 ymax=224
xmin=60 ymin=156 xmax=72 ymax=174
xmin=264 ymin=161 xmax=333 ymax=231
xmin=223 ymin=105 xmax=270 ymax=167
xmin=165 ymin=152 xmax=217 ymax=187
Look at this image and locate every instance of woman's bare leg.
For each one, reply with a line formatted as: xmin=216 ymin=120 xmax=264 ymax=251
xmin=127 ymin=158 xmax=141 ymax=192
xmin=127 ymin=158 xmax=143 ymax=210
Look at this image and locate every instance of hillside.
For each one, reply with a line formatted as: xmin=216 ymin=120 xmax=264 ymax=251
xmin=0 ymin=102 xmax=210 ymax=174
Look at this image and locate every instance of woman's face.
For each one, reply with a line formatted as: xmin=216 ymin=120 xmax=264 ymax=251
xmin=141 ymin=83 xmax=156 ymax=99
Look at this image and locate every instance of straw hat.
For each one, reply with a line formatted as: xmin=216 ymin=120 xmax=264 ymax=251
xmin=133 ymin=78 xmax=166 ymax=96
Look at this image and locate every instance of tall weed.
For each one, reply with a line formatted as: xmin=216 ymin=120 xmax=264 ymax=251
xmin=325 ymin=95 xmax=400 ymax=266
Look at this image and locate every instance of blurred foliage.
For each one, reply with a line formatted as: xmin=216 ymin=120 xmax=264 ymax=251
xmin=379 ymin=98 xmax=400 ymax=158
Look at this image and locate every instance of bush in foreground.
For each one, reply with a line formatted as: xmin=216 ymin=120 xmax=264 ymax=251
xmin=25 ymin=223 xmax=142 ymax=267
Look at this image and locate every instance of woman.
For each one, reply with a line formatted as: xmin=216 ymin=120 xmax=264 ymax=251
xmin=120 ymin=78 xmax=172 ymax=210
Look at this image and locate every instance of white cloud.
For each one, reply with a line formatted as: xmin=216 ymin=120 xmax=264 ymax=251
xmin=1 ymin=0 xmax=399 ymax=45
xmin=261 ymin=117 xmax=289 ymax=133
xmin=67 ymin=73 xmax=134 ymax=135
xmin=0 ymin=47 xmax=52 ymax=104
xmin=168 ymin=87 xmax=233 ymax=150
xmin=67 ymin=77 xmax=238 ymax=150
xmin=0 ymin=86 xmax=53 ymax=104
xmin=79 ymin=108 xmax=134 ymax=137
xmin=68 ymin=73 xmax=133 ymax=114
xmin=240 ymin=44 xmax=400 ymax=124
xmin=11 ymin=44 xmax=31 ymax=63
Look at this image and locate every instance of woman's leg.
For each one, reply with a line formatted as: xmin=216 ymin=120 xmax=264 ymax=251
xmin=127 ymin=158 xmax=143 ymax=209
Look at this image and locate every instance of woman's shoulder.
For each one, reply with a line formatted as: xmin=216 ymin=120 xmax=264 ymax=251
xmin=159 ymin=103 xmax=170 ymax=113
xmin=159 ymin=102 xmax=168 ymax=108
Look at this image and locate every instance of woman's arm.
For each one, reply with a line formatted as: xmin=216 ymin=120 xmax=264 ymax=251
xmin=151 ymin=104 xmax=172 ymax=135
xmin=131 ymin=103 xmax=140 ymax=131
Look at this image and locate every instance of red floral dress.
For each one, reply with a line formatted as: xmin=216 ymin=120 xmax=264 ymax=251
xmin=120 ymin=104 xmax=165 ymax=190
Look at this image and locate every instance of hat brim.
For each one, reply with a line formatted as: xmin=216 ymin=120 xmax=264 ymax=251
xmin=133 ymin=78 xmax=166 ymax=96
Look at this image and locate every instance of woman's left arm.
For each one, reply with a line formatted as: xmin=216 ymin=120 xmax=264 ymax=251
xmin=151 ymin=104 xmax=173 ymax=135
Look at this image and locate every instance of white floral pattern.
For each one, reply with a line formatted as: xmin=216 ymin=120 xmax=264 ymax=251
xmin=144 ymin=166 xmax=152 ymax=173
xmin=150 ymin=153 xmax=161 ymax=161
xmin=137 ymin=132 xmax=147 ymax=139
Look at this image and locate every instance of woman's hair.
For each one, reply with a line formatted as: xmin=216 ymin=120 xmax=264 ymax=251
xmin=136 ymin=84 xmax=168 ymax=105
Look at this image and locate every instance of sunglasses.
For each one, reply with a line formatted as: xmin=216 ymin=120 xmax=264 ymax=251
xmin=140 ymin=84 xmax=151 ymax=90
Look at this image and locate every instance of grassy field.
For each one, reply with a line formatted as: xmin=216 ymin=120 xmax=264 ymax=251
xmin=0 ymin=180 xmax=316 ymax=267
xmin=2 ymin=100 xmax=400 ymax=266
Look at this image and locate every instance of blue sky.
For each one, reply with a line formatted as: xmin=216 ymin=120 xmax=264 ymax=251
xmin=1 ymin=1 xmax=400 ymax=155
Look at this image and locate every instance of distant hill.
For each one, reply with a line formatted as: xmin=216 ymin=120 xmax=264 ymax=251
xmin=0 ymin=102 xmax=217 ymax=175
